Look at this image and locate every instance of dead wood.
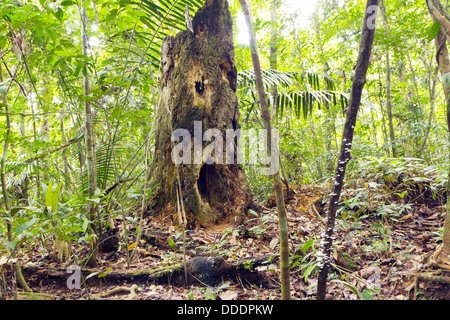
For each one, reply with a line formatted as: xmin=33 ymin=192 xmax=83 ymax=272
xmin=143 ymin=254 xmax=279 ymax=286
xmin=21 ymin=254 xmax=279 ymax=289
xmin=90 ymin=284 xmax=139 ymax=300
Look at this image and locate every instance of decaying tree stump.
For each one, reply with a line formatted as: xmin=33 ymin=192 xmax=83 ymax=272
xmin=147 ymin=0 xmax=252 ymax=227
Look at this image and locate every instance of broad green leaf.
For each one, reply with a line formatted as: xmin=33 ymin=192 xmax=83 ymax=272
xmin=111 ymin=108 xmax=122 ymax=120
xmin=204 ymin=288 xmax=216 ymax=300
xmin=15 ymin=218 xmax=37 ymax=236
xmin=301 ymin=238 xmax=314 ymax=253
xmin=31 ymin=74 xmax=38 ymax=84
xmin=394 ymin=191 xmax=407 ymax=199
xmin=98 ymin=267 xmax=112 ymax=278
xmin=6 ymin=241 xmax=16 ymax=251
xmin=82 ymin=0 xmax=91 ymax=7
xmin=248 ymin=209 xmax=258 ymax=217
xmin=168 ymin=238 xmax=176 ymax=249
xmin=74 ymin=64 xmax=82 ymax=77
xmin=331 ymin=279 xmax=358 ymax=294
xmin=126 ymin=217 xmax=138 ymax=224
xmin=358 ymin=289 xmax=374 ymax=300
xmin=68 ymin=226 xmax=84 ymax=233
xmin=0 ymin=36 xmax=6 ymax=48
xmin=427 ymin=22 xmax=441 ymax=42
xmin=45 ymin=182 xmax=53 ymax=208
xmin=303 ymin=262 xmax=317 ymax=282
xmin=10 ymin=207 xmax=26 ymax=216
xmin=82 ymin=217 xmax=90 ymax=232
xmin=60 ymin=0 xmax=75 ymax=6
xmin=54 ymin=7 xmax=63 ymax=21
xmin=52 ymin=182 xmax=62 ymax=213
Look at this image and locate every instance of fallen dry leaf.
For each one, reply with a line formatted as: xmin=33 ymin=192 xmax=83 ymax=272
xmin=219 ymin=290 xmax=238 ymax=300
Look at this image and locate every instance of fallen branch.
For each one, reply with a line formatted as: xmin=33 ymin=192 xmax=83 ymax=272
xmin=17 ymin=292 xmax=55 ymax=300
xmin=146 ymin=254 xmax=279 ymax=287
xmin=91 ymin=284 xmax=138 ymax=300
xmin=415 ymin=273 xmax=450 ymax=284
xmin=22 ymin=255 xmax=279 ymax=288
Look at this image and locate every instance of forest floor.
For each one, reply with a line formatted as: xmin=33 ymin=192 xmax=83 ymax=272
xmin=14 ymin=182 xmax=450 ymax=300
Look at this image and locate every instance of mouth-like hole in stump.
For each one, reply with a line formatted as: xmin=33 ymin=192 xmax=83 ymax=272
xmin=197 ymin=164 xmax=209 ymax=201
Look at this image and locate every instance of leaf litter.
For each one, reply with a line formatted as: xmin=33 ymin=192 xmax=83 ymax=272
xmin=14 ymin=168 xmax=450 ymax=300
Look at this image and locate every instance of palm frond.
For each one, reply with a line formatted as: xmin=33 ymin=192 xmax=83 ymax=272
xmin=237 ymin=69 xmax=338 ymax=92
xmin=274 ymin=90 xmax=351 ymax=119
xmin=5 ymin=161 xmax=37 ymax=174
xmin=76 ymin=142 xmax=128 ymax=195
xmin=126 ymin=0 xmax=203 ymax=62
xmin=238 ymin=69 xmax=349 ymax=119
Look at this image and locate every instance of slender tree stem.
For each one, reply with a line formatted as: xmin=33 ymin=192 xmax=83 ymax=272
xmin=316 ymin=0 xmax=378 ymax=300
xmin=81 ymin=0 xmax=99 ymax=267
xmin=239 ymin=0 xmax=290 ymax=300
xmin=0 ymin=56 xmax=32 ymax=293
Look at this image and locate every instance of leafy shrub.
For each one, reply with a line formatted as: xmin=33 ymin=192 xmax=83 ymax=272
xmin=337 ymin=157 xmax=447 ymax=221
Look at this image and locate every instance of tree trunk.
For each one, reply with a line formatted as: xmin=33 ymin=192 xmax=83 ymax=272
xmin=269 ymin=0 xmax=278 ymax=102
xmin=379 ymin=2 xmax=397 ymax=158
xmin=375 ymin=55 xmax=389 ymax=155
xmin=239 ymin=0 xmax=290 ymax=300
xmin=147 ymin=0 xmax=252 ymax=227
xmin=81 ymin=0 xmax=98 ymax=267
xmin=314 ymin=7 xmax=336 ymax=175
xmin=385 ymin=48 xmax=397 ymax=158
xmin=0 ymin=61 xmax=13 ymax=257
xmin=419 ymin=63 xmax=438 ymax=155
xmin=0 ymin=57 xmax=31 ymax=294
xmin=268 ymin=0 xmax=290 ymax=196
xmin=427 ymin=0 xmax=450 ymax=261
xmin=316 ymin=0 xmax=378 ymax=300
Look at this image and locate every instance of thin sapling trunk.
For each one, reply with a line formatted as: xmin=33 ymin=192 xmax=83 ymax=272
xmin=0 ymin=57 xmax=31 ymax=293
xmin=316 ymin=0 xmax=379 ymax=300
xmin=238 ymin=0 xmax=290 ymax=300
xmin=81 ymin=0 xmax=98 ymax=267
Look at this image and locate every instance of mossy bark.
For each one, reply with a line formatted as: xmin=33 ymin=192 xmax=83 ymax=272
xmin=147 ymin=0 xmax=252 ymax=227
